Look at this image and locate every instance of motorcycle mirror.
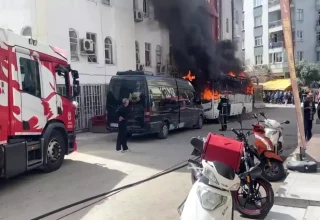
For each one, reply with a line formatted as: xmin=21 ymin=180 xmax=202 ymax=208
xmin=284 ymin=120 xmax=290 ymax=124
xmin=190 ymin=137 xmax=204 ymax=153
xmin=259 ymin=112 xmax=265 ymax=117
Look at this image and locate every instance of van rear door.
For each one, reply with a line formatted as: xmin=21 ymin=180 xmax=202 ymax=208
xmin=106 ymin=76 xmax=147 ymax=131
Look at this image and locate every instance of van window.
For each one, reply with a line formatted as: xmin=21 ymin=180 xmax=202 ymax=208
xmin=149 ymin=85 xmax=179 ymax=111
xmin=108 ymin=76 xmax=146 ymax=107
xmin=19 ymin=57 xmax=41 ymax=97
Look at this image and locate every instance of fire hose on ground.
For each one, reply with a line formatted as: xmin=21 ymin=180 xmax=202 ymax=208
xmin=31 ymin=158 xmax=195 ymax=220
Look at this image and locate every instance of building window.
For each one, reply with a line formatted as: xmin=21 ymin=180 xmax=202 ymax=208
xmin=156 ymin=45 xmax=162 ymax=64
xmin=145 ymin=43 xmax=151 ymax=66
xmin=69 ymin=29 xmax=79 ymax=61
xmin=104 ymin=37 xmax=113 ymax=64
xmin=19 ymin=57 xmax=41 ymax=98
xmin=255 ymin=55 xmax=263 ymax=65
xmin=297 ymin=9 xmax=303 ymax=21
xmin=254 ymin=16 xmax=262 ymax=27
xmin=254 ymin=36 xmax=263 ymax=46
xmin=270 ymin=52 xmax=283 ymax=63
xmin=86 ymin=32 xmax=97 ymax=63
xmin=296 ymin=30 xmax=303 ymax=41
xmin=135 ymin=41 xmax=140 ymax=64
xmin=101 ymin=0 xmax=111 ymax=6
xmin=143 ymin=0 xmax=150 ymax=17
xmin=242 ymin=39 xmax=245 ymax=49
xmin=226 ymin=19 xmax=229 ymax=33
xmin=235 ymin=11 xmax=239 ymax=24
xmin=21 ymin=26 xmax=32 ymax=37
xmin=316 ymin=52 xmax=320 ymax=62
xmin=254 ymin=0 xmax=262 ymax=7
xmin=242 ymin=20 xmax=245 ymax=30
xmin=297 ymin=51 xmax=303 ymax=61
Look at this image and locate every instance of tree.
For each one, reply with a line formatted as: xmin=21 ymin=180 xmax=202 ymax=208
xmin=295 ymin=60 xmax=320 ymax=86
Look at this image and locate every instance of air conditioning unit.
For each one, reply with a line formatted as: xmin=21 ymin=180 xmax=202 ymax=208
xmin=134 ymin=11 xmax=144 ymax=22
xmin=80 ymin=39 xmax=94 ymax=52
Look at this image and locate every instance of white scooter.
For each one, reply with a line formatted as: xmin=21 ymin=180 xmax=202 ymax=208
xmin=259 ymin=112 xmax=290 ymax=155
xmin=178 ymin=160 xmax=240 ymax=220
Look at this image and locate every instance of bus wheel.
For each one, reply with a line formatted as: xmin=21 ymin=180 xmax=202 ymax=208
xmin=43 ymin=130 xmax=66 ymax=173
xmin=241 ymin=107 xmax=246 ymax=117
xmin=158 ymin=122 xmax=169 ymax=139
xmin=195 ymin=116 xmax=203 ymax=129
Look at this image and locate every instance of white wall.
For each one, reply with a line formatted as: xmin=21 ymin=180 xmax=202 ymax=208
xmin=243 ymin=0 xmax=255 ymax=66
xmin=0 ymin=0 xmax=32 ymax=34
xmin=220 ymin=0 xmax=233 ymax=40
xmin=1 ymin=0 xmax=170 ymax=85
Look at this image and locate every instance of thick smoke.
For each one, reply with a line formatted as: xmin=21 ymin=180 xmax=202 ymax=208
xmin=150 ymin=0 xmax=244 ymax=83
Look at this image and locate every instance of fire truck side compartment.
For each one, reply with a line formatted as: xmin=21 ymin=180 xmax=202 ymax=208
xmin=4 ymin=142 xmax=27 ymax=178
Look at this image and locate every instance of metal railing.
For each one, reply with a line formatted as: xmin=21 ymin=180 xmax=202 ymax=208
xmin=57 ymin=84 xmax=108 ymax=131
xmin=269 ymin=20 xmax=282 ymax=28
xmin=269 ymin=41 xmax=283 ymax=48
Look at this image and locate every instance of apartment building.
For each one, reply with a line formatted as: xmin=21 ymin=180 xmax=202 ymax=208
xmin=0 ymin=0 xmax=170 ymax=85
xmin=243 ymin=0 xmax=320 ymax=78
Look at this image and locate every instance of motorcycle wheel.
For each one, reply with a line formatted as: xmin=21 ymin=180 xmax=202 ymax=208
xmin=259 ymin=158 xmax=286 ymax=182
xmin=232 ymin=178 xmax=274 ymax=219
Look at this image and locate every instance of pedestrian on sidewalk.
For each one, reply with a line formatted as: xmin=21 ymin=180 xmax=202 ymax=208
xmin=116 ymin=98 xmax=130 ymax=152
xmin=303 ymin=93 xmax=316 ymax=142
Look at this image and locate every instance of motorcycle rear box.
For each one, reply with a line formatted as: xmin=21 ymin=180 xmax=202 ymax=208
xmin=202 ymin=133 xmax=244 ymax=171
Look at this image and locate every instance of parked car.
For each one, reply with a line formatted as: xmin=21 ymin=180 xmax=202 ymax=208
xmin=106 ymin=70 xmax=204 ymax=139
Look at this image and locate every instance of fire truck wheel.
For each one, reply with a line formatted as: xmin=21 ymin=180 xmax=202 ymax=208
xmin=43 ymin=130 xmax=66 ymax=173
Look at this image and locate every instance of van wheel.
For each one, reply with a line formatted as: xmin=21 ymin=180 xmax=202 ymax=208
xmin=42 ymin=130 xmax=66 ymax=173
xmin=195 ymin=116 xmax=203 ymax=129
xmin=158 ymin=123 xmax=169 ymax=139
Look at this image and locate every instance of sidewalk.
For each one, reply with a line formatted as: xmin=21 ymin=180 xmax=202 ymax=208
xmin=266 ymin=134 xmax=320 ymax=220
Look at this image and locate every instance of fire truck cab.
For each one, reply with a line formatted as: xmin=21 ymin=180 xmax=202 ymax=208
xmin=0 ymin=28 xmax=80 ymax=178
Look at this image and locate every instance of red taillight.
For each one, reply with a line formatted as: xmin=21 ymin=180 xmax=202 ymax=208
xmin=144 ymin=108 xmax=150 ymax=122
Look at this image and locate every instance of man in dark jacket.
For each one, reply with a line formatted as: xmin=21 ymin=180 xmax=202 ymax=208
xmin=116 ymin=98 xmax=130 ymax=152
xmin=217 ymin=95 xmax=230 ymax=131
xmin=303 ymin=93 xmax=316 ymax=142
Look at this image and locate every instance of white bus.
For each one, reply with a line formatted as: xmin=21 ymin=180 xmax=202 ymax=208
xmin=201 ymin=76 xmax=253 ymax=120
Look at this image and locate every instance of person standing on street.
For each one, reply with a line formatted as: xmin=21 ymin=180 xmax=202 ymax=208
xmin=303 ymin=93 xmax=316 ymax=142
xmin=116 ymin=98 xmax=131 ymax=152
xmin=218 ymin=95 xmax=230 ymax=131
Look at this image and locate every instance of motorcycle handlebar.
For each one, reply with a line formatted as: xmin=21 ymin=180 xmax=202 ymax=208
xmin=231 ymin=128 xmax=240 ymax=136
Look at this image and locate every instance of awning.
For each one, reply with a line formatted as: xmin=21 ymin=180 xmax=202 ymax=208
xmin=263 ymin=79 xmax=291 ymax=91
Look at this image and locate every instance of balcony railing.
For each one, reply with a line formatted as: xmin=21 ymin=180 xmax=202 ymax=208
xmin=269 ymin=41 xmax=283 ymax=48
xmin=269 ymin=20 xmax=282 ymax=28
xmin=269 ymin=0 xmax=279 ymax=6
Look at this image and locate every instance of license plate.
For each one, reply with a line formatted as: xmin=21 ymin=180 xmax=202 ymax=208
xmin=110 ymin=123 xmax=118 ymax=128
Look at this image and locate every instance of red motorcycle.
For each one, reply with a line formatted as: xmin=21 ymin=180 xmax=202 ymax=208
xmin=252 ymin=114 xmax=286 ymax=182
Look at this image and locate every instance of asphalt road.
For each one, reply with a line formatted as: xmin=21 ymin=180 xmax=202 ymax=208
xmin=0 ymin=106 xmax=317 ymax=220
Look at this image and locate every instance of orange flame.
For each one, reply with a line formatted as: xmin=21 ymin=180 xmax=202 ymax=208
xmin=228 ymin=72 xmax=236 ymax=77
xmin=246 ymin=84 xmax=254 ymax=94
xmin=202 ymin=88 xmax=214 ymax=101
xmin=183 ymin=71 xmax=196 ymax=81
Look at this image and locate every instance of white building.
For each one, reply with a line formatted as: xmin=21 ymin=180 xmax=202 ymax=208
xmin=243 ymin=0 xmax=320 ymax=79
xmin=0 ymin=0 xmax=170 ymax=85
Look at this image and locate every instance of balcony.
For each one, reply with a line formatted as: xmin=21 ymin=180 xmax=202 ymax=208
xmin=269 ymin=20 xmax=282 ymax=33
xmin=316 ymin=41 xmax=320 ymax=51
xmin=269 ymin=41 xmax=283 ymax=48
xmin=269 ymin=62 xmax=289 ymax=74
xmin=269 ymin=0 xmax=294 ymax=12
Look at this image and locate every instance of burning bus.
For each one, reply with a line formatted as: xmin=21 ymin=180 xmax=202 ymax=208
xmin=183 ymin=71 xmax=253 ymax=120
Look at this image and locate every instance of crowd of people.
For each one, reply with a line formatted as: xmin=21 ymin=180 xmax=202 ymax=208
xmin=263 ymin=91 xmax=294 ymax=105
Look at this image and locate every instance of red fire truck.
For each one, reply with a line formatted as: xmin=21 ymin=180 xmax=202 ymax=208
xmin=0 ymin=28 xmax=80 ymax=178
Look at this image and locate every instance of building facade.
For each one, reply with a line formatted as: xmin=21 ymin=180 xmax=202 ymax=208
xmin=0 ymin=0 xmax=170 ymax=85
xmin=243 ymin=0 xmax=320 ymax=79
